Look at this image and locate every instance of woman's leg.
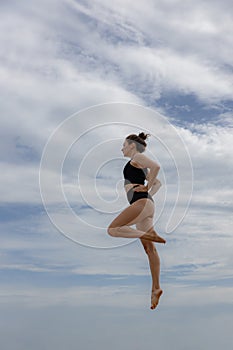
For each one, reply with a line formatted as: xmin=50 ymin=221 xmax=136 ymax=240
xmin=136 ymin=217 xmax=163 ymax=310
xmin=107 ymin=199 xmax=166 ymax=243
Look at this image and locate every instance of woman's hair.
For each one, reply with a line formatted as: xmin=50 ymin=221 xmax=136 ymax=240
xmin=126 ymin=132 xmax=150 ymax=153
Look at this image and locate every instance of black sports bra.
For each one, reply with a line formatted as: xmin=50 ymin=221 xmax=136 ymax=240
xmin=123 ymin=160 xmax=148 ymax=186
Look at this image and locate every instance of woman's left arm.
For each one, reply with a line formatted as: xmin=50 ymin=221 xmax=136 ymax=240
xmin=148 ymin=178 xmax=162 ymax=196
xmin=132 ymin=153 xmax=160 ymax=192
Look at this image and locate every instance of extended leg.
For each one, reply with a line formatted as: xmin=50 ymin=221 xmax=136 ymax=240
xmin=137 ymin=218 xmax=163 ymax=310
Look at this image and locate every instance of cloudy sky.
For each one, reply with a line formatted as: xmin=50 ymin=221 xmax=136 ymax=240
xmin=1 ymin=0 xmax=232 ymax=349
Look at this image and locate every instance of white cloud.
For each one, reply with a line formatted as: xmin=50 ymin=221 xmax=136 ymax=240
xmin=1 ymin=0 xmax=232 ymax=125
xmin=62 ymin=0 xmax=233 ymax=102
xmin=0 ymin=1 xmax=232 ymax=325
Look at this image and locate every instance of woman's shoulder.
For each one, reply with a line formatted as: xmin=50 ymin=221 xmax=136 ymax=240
xmin=131 ymin=153 xmax=149 ymax=168
xmin=132 ymin=153 xmax=160 ymax=169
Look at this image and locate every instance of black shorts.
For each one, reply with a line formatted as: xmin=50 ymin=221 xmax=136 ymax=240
xmin=126 ymin=187 xmax=154 ymax=205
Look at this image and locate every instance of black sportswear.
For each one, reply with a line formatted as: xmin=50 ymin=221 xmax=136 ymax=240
xmin=123 ymin=160 xmax=154 ymax=205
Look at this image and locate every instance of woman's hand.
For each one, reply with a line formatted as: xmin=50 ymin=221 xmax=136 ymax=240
xmin=133 ymin=184 xmax=148 ymax=192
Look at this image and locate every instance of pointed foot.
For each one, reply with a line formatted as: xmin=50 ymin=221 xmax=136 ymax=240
xmin=141 ymin=231 xmax=166 ymax=244
xmin=150 ymin=289 xmax=163 ymax=310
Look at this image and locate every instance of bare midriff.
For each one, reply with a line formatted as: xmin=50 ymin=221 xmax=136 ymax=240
xmin=124 ymin=183 xmax=142 ymax=193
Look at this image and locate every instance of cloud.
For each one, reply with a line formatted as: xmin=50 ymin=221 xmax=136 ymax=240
xmin=63 ymin=0 xmax=233 ymax=103
xmin=1 ymin=0 xmax=232 ymax=124
xmin=0 ymin=4 xmax=232 ymax=344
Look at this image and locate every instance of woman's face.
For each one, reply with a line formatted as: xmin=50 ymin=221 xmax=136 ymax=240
xmin=121 ymin=139 xmax=132 ymax=157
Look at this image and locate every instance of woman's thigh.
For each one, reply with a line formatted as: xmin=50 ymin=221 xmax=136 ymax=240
xmin=136 ymin=215 xmax=154 ymax=232
xmin=109 ymin=199 xmax=154 ymax=228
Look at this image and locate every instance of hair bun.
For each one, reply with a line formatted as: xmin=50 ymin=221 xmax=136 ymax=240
xmin=138 ymin=132 xmax=150 ymax=141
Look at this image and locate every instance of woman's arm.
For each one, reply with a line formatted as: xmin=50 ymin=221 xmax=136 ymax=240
xmin=146 ymin=165 xmax=160 ymax=191
xmin=148 ymin=177 xmax=162 ymax=196
xmin=131 ymin=153 xmax=161 ymax=194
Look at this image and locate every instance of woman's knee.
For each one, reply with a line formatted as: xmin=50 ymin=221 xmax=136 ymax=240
xmin=107 ymin=225 xmax=118 ymax=237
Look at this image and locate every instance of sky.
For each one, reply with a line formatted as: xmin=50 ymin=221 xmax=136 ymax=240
xmin=0 ymin=0 xmax=233 ymax=349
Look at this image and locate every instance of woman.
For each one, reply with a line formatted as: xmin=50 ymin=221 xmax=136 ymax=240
xmin=107 ymin=132 xmax=166 ymax=310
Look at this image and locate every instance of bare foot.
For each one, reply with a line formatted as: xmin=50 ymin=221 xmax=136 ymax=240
xmin=141 ymin=230 xmax=166 ymax=244
xmin=151 ymin=289 xmax=163 ymax=310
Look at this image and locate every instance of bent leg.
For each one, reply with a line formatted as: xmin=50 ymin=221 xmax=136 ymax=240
xmin=108 ymin=199 xmax=166 ymax=243
xmin=107 ymin=199 xmax=154 ymax=239
xmin=107 ymin=199 xmax=165 ymax=243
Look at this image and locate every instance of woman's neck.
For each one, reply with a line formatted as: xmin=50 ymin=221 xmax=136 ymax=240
xmin=129 ymin=150 xmax=139 ymax=159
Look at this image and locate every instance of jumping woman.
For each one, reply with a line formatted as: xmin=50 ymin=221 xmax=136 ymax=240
xmin=107 ymin=132 xmax=166 ymax=310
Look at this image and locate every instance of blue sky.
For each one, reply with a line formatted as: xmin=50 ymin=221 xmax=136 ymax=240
xmin=0 ymin=0 xmax=233 ymax=349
